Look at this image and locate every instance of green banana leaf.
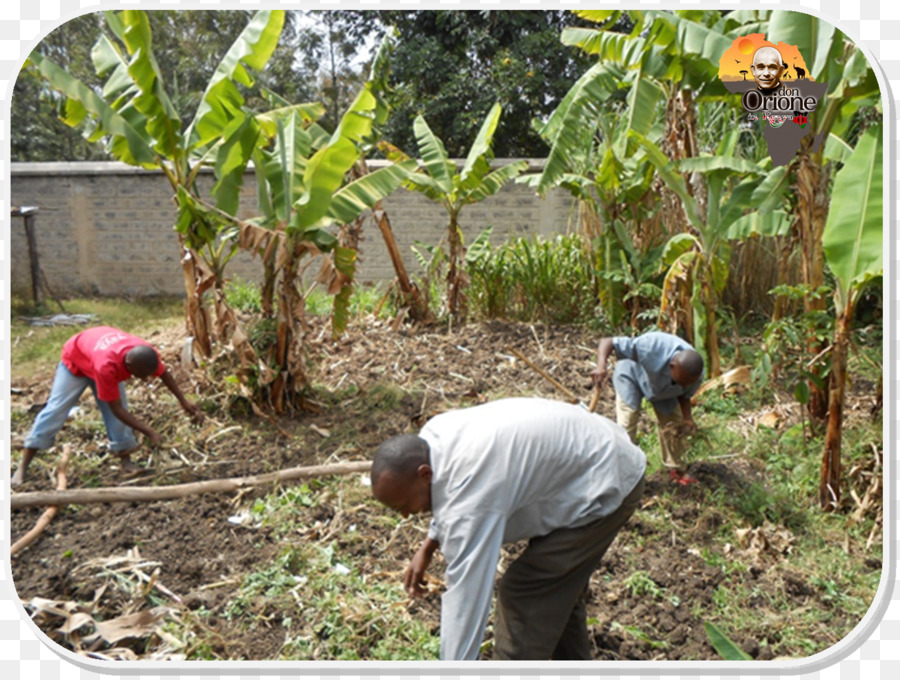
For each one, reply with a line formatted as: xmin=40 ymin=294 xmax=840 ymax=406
xmin=327 ymin=161 xmax=419 ymax=224
xmin=631 ymin=131 xmax=703 ymax=229
xmin=26 ymin=51 xmax=156 ymax=167
xmin=466 ymin=162 xmax=529 ymax=204
xmin=213 ymin=116 xmax=263 ymax=216
xmin=823 ymin=124 xmax=883 ymax=306
xmin=766 ymin=10 xmax=841 ymax=86
xmin=187 ymin=9 xmax=285 ymax=149
xmin=117 ymin=11 xmax=181 ymax=156
xmin=413 ymin=115 xmax=455 ymax=195
xmin=725 ymin=210 xmax=792 ymax=240
xmin=534 ymin=62 xmax=619 ymax=194
xmin=460 ymin=102 xmax=502 ymax=187
xmin=616 ymin=67 xmax=665 ymax=157
xmin=677 ymin=155 xmax=767 ymax=176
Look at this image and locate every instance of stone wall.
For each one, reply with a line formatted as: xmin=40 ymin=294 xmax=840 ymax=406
xmin=9 ymin=161 xmax=575 ymax=298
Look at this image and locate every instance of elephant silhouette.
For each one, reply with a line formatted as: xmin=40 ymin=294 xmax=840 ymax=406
xmin=794 ymin=65 xmax=806 ymax=80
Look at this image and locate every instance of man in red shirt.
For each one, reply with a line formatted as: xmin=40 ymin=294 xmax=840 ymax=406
xmin=13 ymin=326 xmax=203 ymax=486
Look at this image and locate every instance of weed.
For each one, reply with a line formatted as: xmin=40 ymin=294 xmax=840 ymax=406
xmin=466 ymin=232 xmax=597 ymax=325
xmin=699 ymin=548 xmax=747 ymax=576
xmin=364 ymin=383 xmax=408 ymax=411
xmin=624 ymin=570 xmax=664 ymax=599
xmin=623 ymin=570 xmax=680 ymax=607
xmin=224 ymin=278 xmax=262 ymax=313
xmin=704 ymin=621 xmax=752 ymax=660
xmin=223 ymin=546 xmax=311 ymax=621
xmin=610 ymin=621 xmax=670 ymax=650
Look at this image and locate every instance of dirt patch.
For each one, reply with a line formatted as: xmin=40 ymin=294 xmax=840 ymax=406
xmin=9 ymin=316 xmax=881 ymax=661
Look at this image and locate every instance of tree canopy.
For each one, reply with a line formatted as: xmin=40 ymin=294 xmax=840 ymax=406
xmin=12 ymin=9 xmax=596 ymax=162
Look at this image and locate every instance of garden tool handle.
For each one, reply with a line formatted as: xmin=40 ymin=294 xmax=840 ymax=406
xmin=588 ymin=384 xmax=601 ymax=413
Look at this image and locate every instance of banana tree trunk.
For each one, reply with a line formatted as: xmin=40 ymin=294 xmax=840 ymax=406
xmin=178 ymin=236 xmax=213 ymax=358
xmin=447 ymin=210 xmax=466 ymax=317
xmin=374 ymin=209 xmax=430 ymax=322
xmin=661 ymin=88 xmax=702 ymax=235
xmin=793 ymin=146 xmax=831 ymax=423
xmin=820 ymin=304 xmax=852 ymax=509
xmin=271 ymin=242 xmax=309 ymax=414
xmin=772 ymin=234 xmax=798 ymax=321
xmin=702 ymin=282 xmax=722 ymax=378
xmin=261 ymin=250 xmax=276 ymax=318
xmin=351 ymin=159 xmax=429 ymax=322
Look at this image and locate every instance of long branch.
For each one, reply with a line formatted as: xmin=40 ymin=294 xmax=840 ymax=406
xmin=508 ymin=347 xmax=580 ymax=403
xmin=12 ymin=445 xmax=71 ymax=554
xmin=11 ymin=460 xmax=373 ymax=510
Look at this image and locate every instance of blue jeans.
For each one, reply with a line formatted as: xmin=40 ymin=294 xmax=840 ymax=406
xmin=24 ymin=362 xmax=138 ymax=453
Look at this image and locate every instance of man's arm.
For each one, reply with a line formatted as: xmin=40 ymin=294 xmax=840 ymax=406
xmin=592 ymin=338 xmax=616 ymax=386
xmin=405 ymin=537 xmax=439 ymax=598
xmin=160 ymin=369 xmax=204 ymax=420
xmin=437 ymin=513 xmax=506 ymax=660
xmin=108 ymin=399 xmax=161 ymax=446
xmin=677 ymin=395 xmax=697 ymax=434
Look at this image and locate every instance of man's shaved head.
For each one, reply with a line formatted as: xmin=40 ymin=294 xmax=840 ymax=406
xmin=749 ymin=46 xmax=785 ymax=90
xmin=371 ymin=434 xmax=429 ymax=487
xmin=371 ymin=434 xmax=432 ymax=517
xmin=671 ymin=349 xmax=704 ymax=387
xmin=125 ymin=345 xmax=159 ymax=378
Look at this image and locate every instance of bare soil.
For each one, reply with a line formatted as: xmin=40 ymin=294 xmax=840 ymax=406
xmin=9 ymin=317 xmax=882 ymax=661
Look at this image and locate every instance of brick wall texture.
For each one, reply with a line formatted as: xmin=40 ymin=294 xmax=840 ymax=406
xmin=10 ymin=161 xmax=574 ymax=298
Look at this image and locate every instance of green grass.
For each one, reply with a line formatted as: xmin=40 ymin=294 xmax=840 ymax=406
xmin=224 ymin=277 xmax=393 ymax=321
xmin=172 ymin=474 xmax=442 ymax=660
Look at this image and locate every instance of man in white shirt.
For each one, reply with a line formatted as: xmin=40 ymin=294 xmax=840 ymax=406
xmin=371 ymin=397 xmax=646 ymax=660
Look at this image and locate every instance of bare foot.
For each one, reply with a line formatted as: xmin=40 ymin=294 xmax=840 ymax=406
xmin=117 ymin=455 xmax=145 ymax=476
xmin=12 ymin=449 xmax=36 ymax=488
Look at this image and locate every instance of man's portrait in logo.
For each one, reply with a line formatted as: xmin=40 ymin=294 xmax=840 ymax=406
xmin=718 ymin=34 xmax=828 ymax=165
xmin=749 ymin=46 xmax=785 ymax=93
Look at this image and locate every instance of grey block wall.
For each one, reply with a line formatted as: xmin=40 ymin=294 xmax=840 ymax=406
xmin=10 ymin=161 xmax=574 ymax=298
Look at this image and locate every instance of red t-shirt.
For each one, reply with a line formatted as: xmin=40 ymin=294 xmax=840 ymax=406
xmin=61 ymin=326 xmax=165 ymax=402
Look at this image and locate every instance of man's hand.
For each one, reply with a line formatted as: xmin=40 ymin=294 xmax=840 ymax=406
xmin=591 ymin=364 xmax=609 ymax=388
xmin=146 ymin=429 xmax=163 ymax=447
xmin=679 ymin=418 xmax=697 ymax=437
xmin=404 ymin=538 xmax=439 ymax=598
xmin=182 ymin=401 xmax=205 ymax=423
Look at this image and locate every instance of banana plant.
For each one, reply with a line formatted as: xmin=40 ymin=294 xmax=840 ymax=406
xmin=819 ymin=124 xmax=882 ymax=510
xmin=26 ymin=9 xmax=287 ymax=357
xmin=182 ymin=81 xmax=417 ymax=412
xmin=633 ymin=129 xmax=791 ymax=377
xmin=534 ymin=9 xmax=771 ymax=334
xmin=523 ymin=63 xmax=662 ymax=330
xmin=404 ymin=102 xmax=528 ymax=317
xmin=765 ymin=10 xmax=881 ymax=423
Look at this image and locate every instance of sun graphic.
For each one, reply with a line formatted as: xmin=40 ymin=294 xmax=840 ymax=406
xmin=738 ymin=37 xmax=755 ymax=55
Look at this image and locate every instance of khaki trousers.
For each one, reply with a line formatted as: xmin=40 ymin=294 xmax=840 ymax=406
xmin=492 ymin=477 xmax=645 ymax=660
xmin=615 ymin=393 xmax=685 ymax=470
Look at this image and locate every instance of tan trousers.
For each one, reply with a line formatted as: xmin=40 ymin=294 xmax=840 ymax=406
xmin=615 ymin=393 xmax=686 ymax=471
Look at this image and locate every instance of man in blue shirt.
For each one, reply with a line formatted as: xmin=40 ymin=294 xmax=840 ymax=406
xmin=592 ymin=331 xmax=704 ymax=485
xmin=371 ymin=398 xmax=646 ymax=660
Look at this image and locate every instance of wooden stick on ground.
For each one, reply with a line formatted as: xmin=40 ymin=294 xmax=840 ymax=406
xmin=12 ymin=445 xmax=71 ymax=556
xmin=507 ymin=347 xmax=579 ymax=403
xmin=11 ymin=460 xmax=373 ymax=510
